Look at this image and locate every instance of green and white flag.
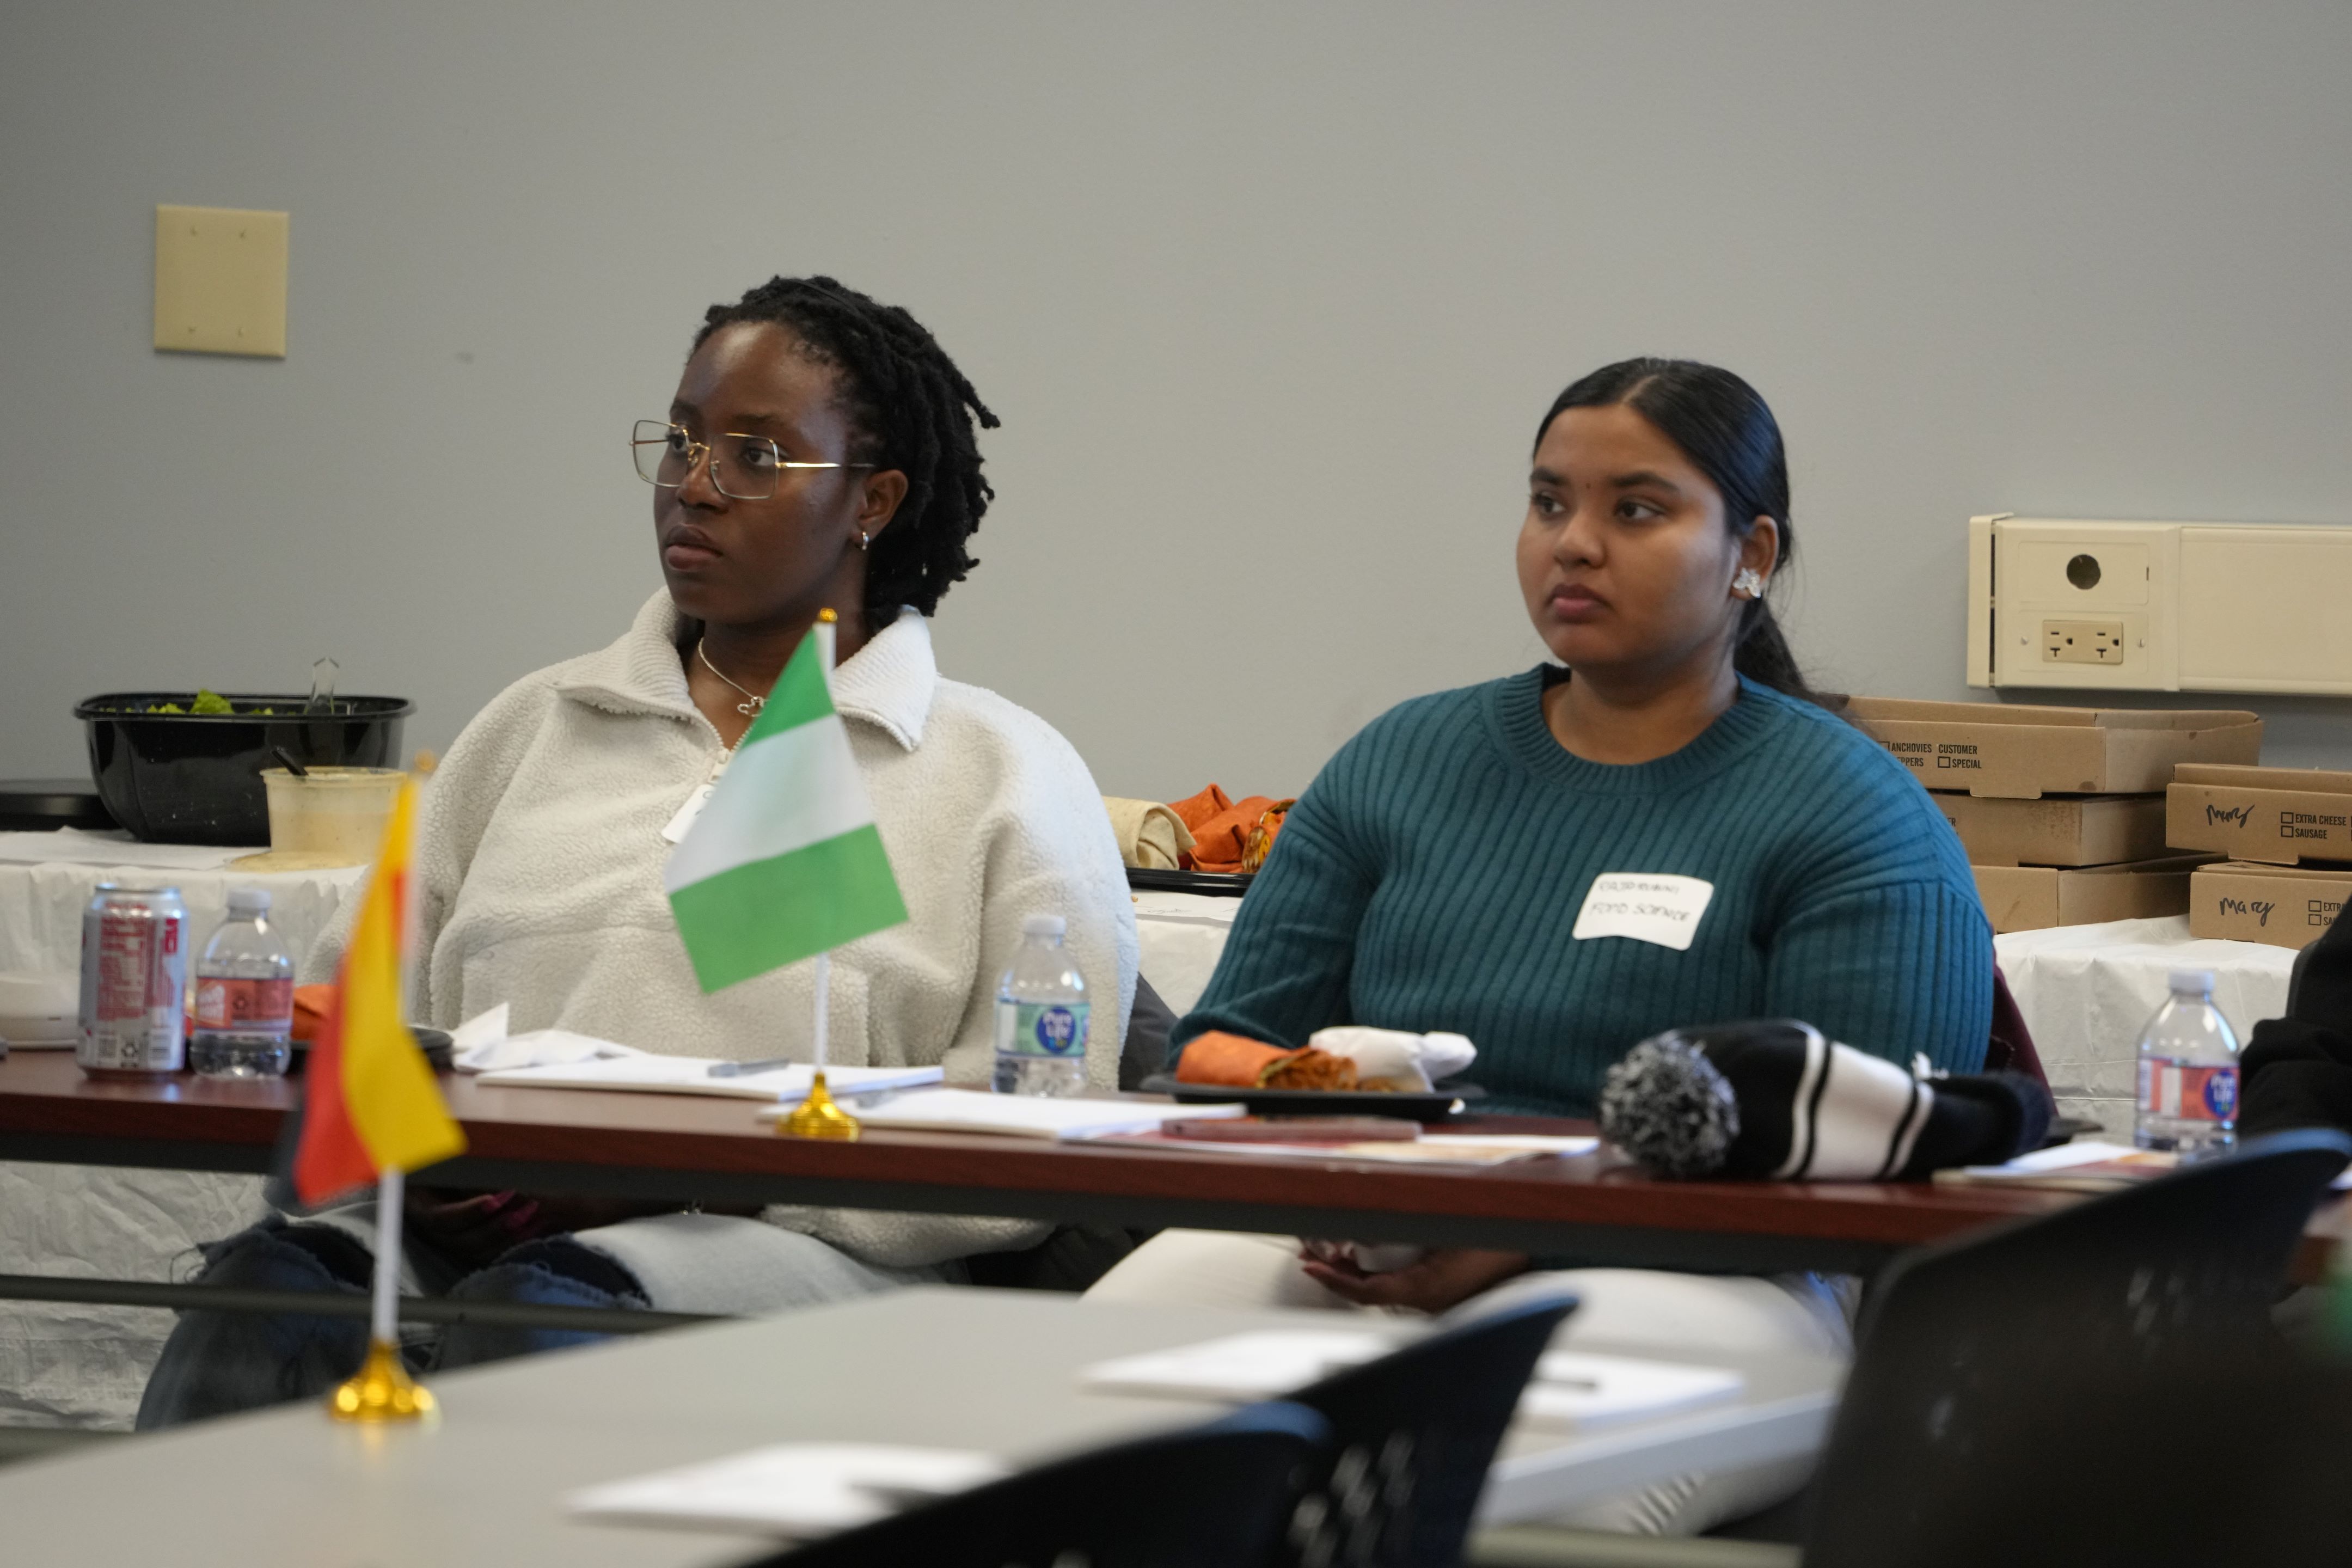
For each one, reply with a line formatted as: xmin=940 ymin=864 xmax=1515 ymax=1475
xmin=665 ymin=627 xmax=908 ymax=992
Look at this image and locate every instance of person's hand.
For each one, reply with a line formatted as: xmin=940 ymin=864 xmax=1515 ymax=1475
xmin=1300 ymin=1246 xmax=1530 ymax=1314
xmin=404 ymin=1189 xmax=750 ymax=1270
xmin=402 ymin=1189 xmax=535 ymax=1271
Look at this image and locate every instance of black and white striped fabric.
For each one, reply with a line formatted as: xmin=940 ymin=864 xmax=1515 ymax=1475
xmin=1599 ymin=1020 xmax=2050 ymax=1182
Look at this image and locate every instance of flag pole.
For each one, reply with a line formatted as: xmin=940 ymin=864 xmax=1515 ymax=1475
xmin=781 ymin=609 xmax=860 ymax=1142
xmin=327 ymin=1166 xmax=437 ymax=1422
xmin=328 ymin=756 xmax=442 ymax=1422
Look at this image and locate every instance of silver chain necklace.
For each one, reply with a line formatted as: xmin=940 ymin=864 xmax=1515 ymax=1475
xmin=695 ymin=640 xmax=766 ymax=716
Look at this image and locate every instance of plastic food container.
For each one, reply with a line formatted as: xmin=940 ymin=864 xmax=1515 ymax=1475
xmin=260 ymin=767 xmax=405 ymax=865
xmin=0 ymin=973 xmax=77 ymax=1048
xmin=74 ymin=692 xmax=413 ymax=844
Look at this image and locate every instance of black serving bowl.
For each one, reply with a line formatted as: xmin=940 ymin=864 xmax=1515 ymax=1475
xmin=74 ymin=693 xmax=415 ymax=845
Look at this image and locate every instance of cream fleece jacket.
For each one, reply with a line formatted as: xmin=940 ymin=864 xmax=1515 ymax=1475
xmin=311 ymin=591 xmax=1137 ymax=1267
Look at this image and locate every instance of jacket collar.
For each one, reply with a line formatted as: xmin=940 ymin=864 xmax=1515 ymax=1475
xmin=554 ymin=592 xmax=936 ymax=751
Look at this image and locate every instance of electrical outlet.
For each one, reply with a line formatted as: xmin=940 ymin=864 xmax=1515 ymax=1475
xmin=2043 ymin=619 xmax=2126 ymax=665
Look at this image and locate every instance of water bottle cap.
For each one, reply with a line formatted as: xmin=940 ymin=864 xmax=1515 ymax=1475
xmin=1021 ymin=914 xmax=1067 ymax=940
xmin=2168 ymin=967 xmax=2215 ymax=995
xmin=225 ymin=887 xmax=272 ymax=915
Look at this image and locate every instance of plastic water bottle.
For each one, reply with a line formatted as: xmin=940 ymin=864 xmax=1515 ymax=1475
xmin=188 ymin=887 xmax=295 ymax=1078
xmin=2133 ymin=968 xmax=2240 ymax=1161
xmin=994 ymin=914 xmax=1089 ymax=1097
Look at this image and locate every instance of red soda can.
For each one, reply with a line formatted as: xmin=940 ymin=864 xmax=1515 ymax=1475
xmin=77 ymin=884 xmax=189 ymax=1079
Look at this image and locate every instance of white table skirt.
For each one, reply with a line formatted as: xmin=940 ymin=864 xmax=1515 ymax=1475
xmin=1996 ymin=915 xmax=2296 ymax=1137
xmin=0 ymin=837 xmax=365 ymax=1429
xmin=1131 ymin=891 xmax=1241 ymax=1016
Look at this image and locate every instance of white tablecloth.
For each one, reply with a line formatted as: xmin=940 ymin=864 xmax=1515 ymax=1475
xmin=0 ymin=834 xmax=365 ymax=1428
xmin=1131 ymin=891 xmax=1241 ymax=1016
xmin=1996 ymin=916 xmax=2297 ymax=1137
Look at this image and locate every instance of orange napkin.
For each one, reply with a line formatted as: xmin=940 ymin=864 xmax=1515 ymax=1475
xmin=291 ymin=984 xmax=335 ymax=1043
xmin=1170 ymin=784 xmax=1281 ymax=873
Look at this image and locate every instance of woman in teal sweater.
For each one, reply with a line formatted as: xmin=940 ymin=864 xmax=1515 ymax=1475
xmin=1091 ymin=358 xmax=1993 ymax=1536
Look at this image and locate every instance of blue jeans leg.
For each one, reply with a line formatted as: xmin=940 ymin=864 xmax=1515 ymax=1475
xmin=431 ymin=1236 xmax=651 ymax=1371
xmin=134 ymin=1220 xmax=383 ymax=1430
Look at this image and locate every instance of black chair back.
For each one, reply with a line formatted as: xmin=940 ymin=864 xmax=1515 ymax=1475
xmin=1863 ymin=1351 xmax=2352 ymax=1566
xmin=1804 ymin=1129 xmax=2352 ymax=1567
xmin=745 ymin=1400 xmax=1330 ymax=1568
xmin=1274 ymin=1292 xmax=1578 ymax=1568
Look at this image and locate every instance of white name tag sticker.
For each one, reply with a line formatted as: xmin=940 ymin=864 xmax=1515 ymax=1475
xmin=1571 ymin=873 xmax=1716 ymax=952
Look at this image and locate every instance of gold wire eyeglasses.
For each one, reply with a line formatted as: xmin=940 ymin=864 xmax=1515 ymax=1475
xmin=630 ymin=420 xmax=873 ymax=502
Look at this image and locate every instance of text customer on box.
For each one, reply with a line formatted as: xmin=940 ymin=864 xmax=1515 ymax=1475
xmin=1090 ymin=359 xmax=1993 ymax=1536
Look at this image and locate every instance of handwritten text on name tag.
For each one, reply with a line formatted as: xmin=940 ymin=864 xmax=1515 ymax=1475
xmin=1571 ymin=873 xmax=1716 ymax=952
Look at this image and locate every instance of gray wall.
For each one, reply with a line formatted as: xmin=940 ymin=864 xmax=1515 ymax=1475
xmin=4 ymin=1 xmax=2348 ymax=801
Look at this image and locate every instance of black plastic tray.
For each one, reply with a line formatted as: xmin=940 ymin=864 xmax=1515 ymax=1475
xmin=74 ymin=692 xmax=413 ymax=845
xmin=1126 ymin=868 xmax=1253 ymax=898
xmin=1141 ymin=1073 xmax=1483 ymax=1122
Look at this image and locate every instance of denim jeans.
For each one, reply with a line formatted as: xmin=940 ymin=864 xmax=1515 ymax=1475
xmin=134 ymin=1217 xmax=651 ymax=1430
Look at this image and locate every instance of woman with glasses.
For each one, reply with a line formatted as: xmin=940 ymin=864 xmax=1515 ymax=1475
xmin=1087 ymin=359 xmax=1993 ymax=1537
xmin=138 ymin=275 xmax=1137 ymax=1427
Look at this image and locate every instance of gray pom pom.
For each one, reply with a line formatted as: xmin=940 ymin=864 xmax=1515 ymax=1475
xmin=1600 ymin=1033 xmax=1740 ymax=1178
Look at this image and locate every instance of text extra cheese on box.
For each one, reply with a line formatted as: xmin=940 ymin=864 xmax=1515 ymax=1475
xmin=2188 ymin=861 xmax=2352 ymax=950
xmin=2168 ymin=765 xmax=2352 ymax=866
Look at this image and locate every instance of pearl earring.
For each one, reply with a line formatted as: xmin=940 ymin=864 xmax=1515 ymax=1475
xmin=1733 ymin=567 xmax=1765 ymax=598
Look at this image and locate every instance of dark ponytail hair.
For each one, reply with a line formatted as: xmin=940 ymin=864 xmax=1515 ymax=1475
xmin=1537 ymin=358 xmax=1825 ymax=706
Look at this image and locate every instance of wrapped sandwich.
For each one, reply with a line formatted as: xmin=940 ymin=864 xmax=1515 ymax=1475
xmin=1304 ymin=1026 xmax=1479 ymax=1092
xmin=1175 ymin=1031 xmax=1358 ymax=1091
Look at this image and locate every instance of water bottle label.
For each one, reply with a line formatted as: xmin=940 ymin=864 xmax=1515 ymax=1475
xmin=2138 ymin=1061 xmax=2238 ymax=1122
xmin=997 ymin=1001 xmax=1088 ymax=1058
xmin=194 ymin=978 xmax=294 ymax=1032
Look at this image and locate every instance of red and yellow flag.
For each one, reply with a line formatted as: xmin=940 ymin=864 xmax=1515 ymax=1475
xmin=292 ymin=779 xmax=465 ymax=1205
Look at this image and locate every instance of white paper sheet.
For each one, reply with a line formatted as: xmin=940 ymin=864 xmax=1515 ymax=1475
xmin=569 ymin=1442 xmax=1008 ymax=1538
xmin=454 ymin=1025 xmax=630 ymax=1074
xmin=1952 ymin=1138 xmax=2147 ymax=1179
xmin=1082 ymin=1331 xmax=1745 ymax=1429
xmin=1080 ymin=1330 xmax=1396 ymax=1400
xmin=1106 ymin=1136 xmax=1590 ymax=1166
xmin=476 ymin=1052 xmax=942 ymax=1102
xmin=1518 ymin=1351 xmax=1746 ymax=1430
xmin=755 ymin=1086 xmax=1248 ymax=1140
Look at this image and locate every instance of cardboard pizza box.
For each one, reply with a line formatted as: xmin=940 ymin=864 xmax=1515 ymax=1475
xmin=2168 ymin=764 xmax=2352 ymax=866
xmin=1844 ymin=697 xmax=2261 ymax=799
xmin=1937 ymin=793 xmax=2170 ymax=868
xmin=1971 ymin=855 xmax=2214 ymax=935
xmin=2188 ymin=860 xmax=2352 ymax=950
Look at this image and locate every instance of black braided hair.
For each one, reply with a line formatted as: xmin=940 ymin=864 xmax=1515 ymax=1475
xmin=694 ymin=275 xmax=999 ymax=617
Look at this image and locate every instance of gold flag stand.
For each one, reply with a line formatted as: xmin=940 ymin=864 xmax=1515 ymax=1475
xmin=775 ymin=612 xmax=861 ymax=1143
xmin=330 ymin=1337 xmax=437 ymax=1423
xmin=779 ymin=948 xmax=859 ymax=1140
xmin=782 ymin=1069 xmax=861 ymax=1141
xmin=329 ymin=1165 xmax=437 ymax=1423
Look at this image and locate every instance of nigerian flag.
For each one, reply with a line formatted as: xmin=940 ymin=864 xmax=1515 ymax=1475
xmin=665 ymin=625 xmax=908 ymax=992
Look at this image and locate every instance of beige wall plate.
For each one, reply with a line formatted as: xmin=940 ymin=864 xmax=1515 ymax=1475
xmin=154 ymin=205 xmax=288 ymax=358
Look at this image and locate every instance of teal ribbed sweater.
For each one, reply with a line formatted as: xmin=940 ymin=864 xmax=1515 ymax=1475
xmin=1175 ymin=671 xmax=1993 ymax=1116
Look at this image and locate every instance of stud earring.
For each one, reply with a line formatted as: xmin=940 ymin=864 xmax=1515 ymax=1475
xmin=1733 ymin=567 xmax=1765 ymax=598
xmin=857 ymin=529 xmax=871 ymax=552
